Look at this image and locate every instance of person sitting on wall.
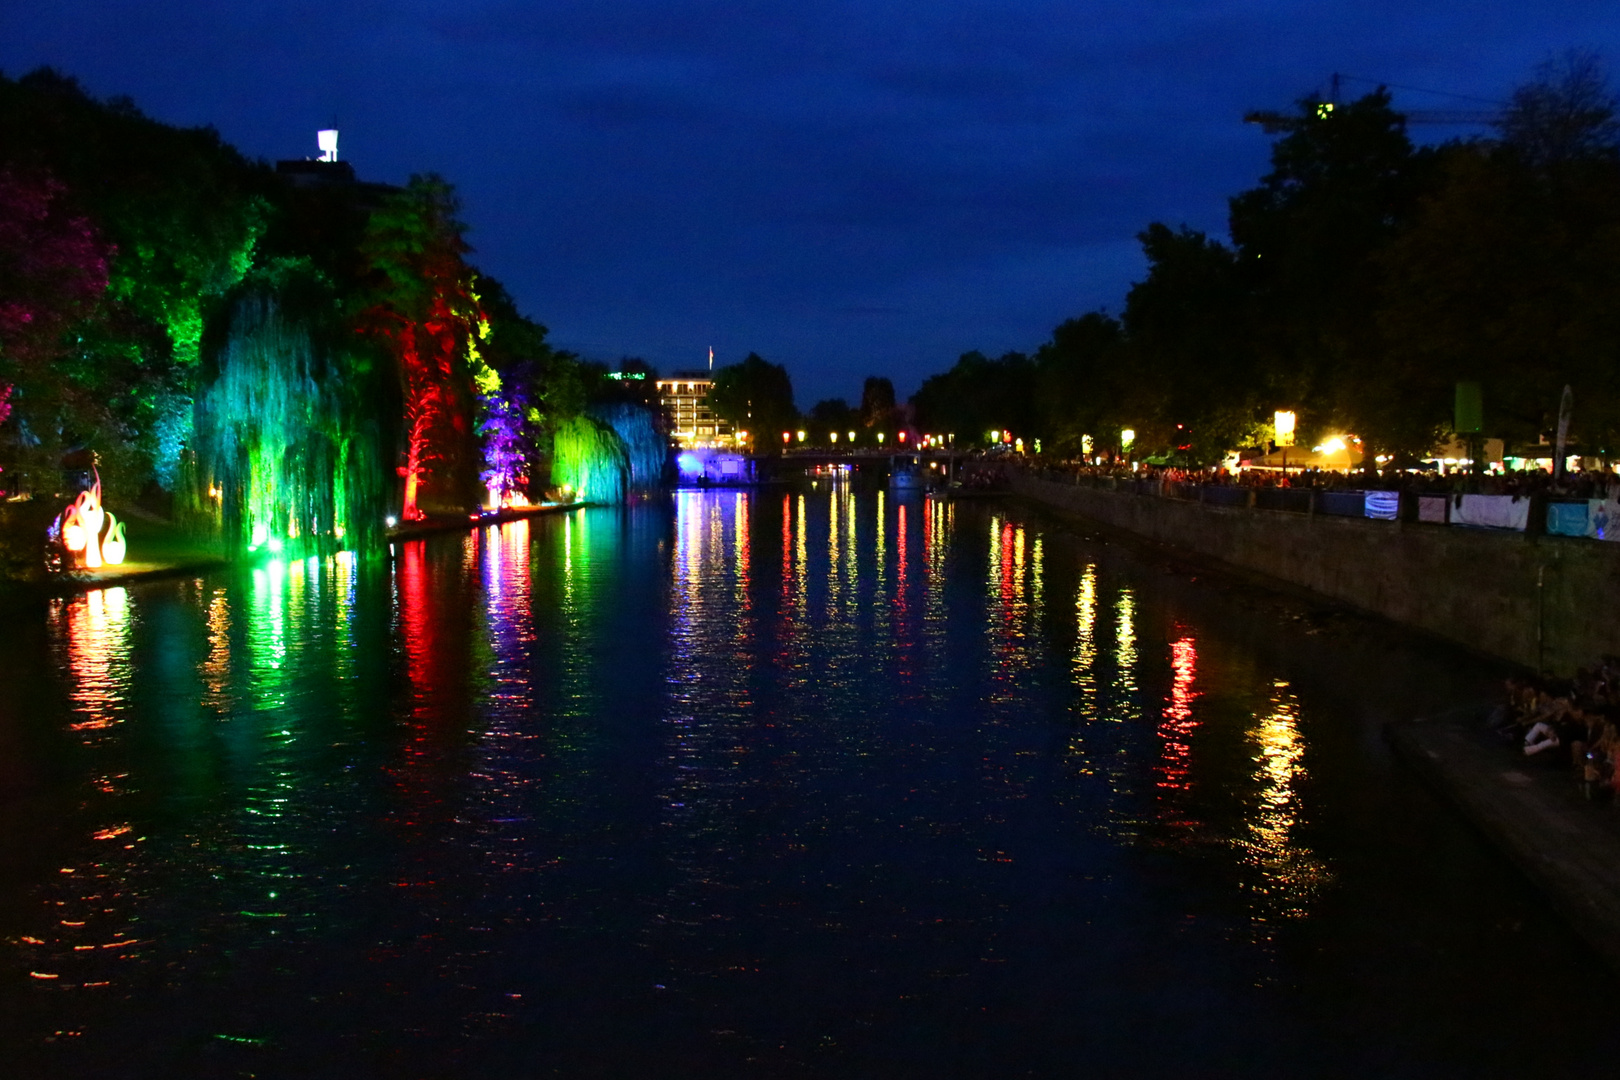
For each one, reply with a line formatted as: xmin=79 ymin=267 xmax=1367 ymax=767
xmin=1524 ymin=717 xmax=1562 ymax=758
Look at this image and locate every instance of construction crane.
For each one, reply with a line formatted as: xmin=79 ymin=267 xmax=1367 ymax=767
xmin=1244 ymin=72 xmax=1504 ymax=132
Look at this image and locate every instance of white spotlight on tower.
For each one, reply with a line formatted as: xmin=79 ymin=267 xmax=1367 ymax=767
xmin=317 ymin=129 xmax=339 ymax=162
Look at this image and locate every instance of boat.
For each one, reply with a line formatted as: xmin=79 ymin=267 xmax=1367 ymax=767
xmin=889 ymin=454 xmax=928 ymax=490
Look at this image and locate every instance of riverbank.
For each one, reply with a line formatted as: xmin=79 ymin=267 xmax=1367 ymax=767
xmin=1008 ymin=469 xmax=1620 ymax=675
xmin=21 ymin=500 xmax=587 ymax=597
xmin=384 ymin=500 xmax=584 ymax=542
xmin=1387 ymin=714 xmax=1620 ymax=975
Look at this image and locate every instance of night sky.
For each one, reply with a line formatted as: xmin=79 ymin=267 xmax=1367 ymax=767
xmin=4 ymin=2 xmax=1617 ymax=405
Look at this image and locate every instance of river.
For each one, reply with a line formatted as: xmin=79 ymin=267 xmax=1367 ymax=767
xmin=0 ymin=484 xmax=1611 ymax=1077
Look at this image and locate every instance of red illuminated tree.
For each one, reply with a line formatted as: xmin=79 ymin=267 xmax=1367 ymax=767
xmin=358 ymin=175 xmax=482 ymax=520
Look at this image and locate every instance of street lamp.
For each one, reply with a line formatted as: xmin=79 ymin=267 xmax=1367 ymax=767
xmin=1274 ymin=410 xmax=1296 ymax=474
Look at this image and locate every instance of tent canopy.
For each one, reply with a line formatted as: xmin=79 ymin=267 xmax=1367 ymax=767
xmin=1246 ymin=443 xmax=1363 ymax=471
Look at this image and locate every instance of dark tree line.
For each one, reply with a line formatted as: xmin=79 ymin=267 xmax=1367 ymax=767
xmin=911 ymin=53 xmax=1620 ymax=466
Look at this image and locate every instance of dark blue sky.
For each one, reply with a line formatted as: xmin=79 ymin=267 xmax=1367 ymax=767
xmin=5 ymin=2 xmax=1617 ymax=405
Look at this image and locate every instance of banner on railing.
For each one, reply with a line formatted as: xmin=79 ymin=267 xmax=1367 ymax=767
xmin=1547 ymin=501 xmax=1589 ymax=537
xmin=1417 ymin=495 xmax=1448 ymax=524
xmin=1451 ymin=494 xmax=1530 ymax=531
xmin=1587 ymin=499 xmax=1620 ymax=541
xmin=1364 ymin=491 xmax=1399 ymax=520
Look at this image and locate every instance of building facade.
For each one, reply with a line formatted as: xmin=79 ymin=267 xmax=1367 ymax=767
xmin=655 ymin=372 xmax=736 ymax=448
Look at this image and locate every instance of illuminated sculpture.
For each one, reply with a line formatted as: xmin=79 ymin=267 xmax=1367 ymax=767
xmin=57 ymin=472 xmax=127 ymax=568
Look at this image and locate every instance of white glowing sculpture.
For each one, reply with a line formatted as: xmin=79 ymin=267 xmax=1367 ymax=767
xmin=318 ymin=129 xmax=339 ymax=162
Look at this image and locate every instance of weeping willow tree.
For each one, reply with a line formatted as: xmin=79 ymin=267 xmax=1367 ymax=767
xmin=589 ymin=402 xmax=665 ymax=495
xmin=184 ymin=262 xmax=391 ymax=556
xmin=551 ymin=414 xmax=627 ymax=504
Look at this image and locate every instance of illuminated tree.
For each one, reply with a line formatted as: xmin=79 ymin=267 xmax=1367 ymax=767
xmin=358 ymin=175 xmax=482 ymax=519
xmin=0 ymin=166 xmax=114 ymax=496
xmin=187 ymin=261 xmax=390 ymax=556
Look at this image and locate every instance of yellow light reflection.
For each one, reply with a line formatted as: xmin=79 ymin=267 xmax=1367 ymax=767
xmin=1238 ymin=680 xmax=1330 ymax=933
xmin=1114 ymin=588 xmax=1137 ymax=697
xmin=1072 ymin=565 xmax=1099 ymax=720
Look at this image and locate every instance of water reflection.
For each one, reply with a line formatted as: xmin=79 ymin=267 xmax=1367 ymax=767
xmin=3 ymin=493 xmax=1386 ymax=1072
xmin=1238 ymin=679 xmax=1330 ymax=936
xmin=27 ymin=588 xmax=145 ymax=992
xmin=1156 ymin=635 xmax=1200 ymax=800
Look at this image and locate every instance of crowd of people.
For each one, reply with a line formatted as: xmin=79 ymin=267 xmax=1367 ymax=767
xmin=1494 ymin=660 xmax=1620 ymax=800
xmin=1018 ymin=458 xmax=1618 ymax=502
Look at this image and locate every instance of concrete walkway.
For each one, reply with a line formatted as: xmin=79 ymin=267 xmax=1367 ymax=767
xmin=1386 ymin=714 xmax=1620 ymax=974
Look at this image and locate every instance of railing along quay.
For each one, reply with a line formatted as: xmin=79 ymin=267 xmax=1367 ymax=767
xmin=1017 ymin=466 xmax=1618 ymax=543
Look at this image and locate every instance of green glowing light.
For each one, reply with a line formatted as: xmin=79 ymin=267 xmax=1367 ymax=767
xmin=552 ymin=415 xmax=628 ymax=504
xmin=213 ymin=1034 xmax=269 ymax=1046
xmin=189 ymin=280 xmax=387 ymax=558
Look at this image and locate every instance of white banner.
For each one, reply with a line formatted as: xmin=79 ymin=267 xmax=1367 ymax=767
xmin=1451 ymin=494 xmax=1530 ymax=531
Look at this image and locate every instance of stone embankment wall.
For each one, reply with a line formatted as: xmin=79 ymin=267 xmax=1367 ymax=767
xmin=1010 ymin=471 xmax=1620 ymax=675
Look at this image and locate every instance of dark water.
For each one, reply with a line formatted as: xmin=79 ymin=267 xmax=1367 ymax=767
xmin=0 ymin=487 xmax=1611 ymax=1078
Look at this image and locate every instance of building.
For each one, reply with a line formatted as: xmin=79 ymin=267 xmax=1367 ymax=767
xmin=655 ymin=371 xmax=736 ymax=448
xmin=274 ymin=130 xmax=398 ymax=206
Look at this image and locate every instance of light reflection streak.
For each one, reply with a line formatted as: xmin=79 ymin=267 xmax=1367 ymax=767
xmin=469 ymin=518 xmax=538 ymax=881
xmin=1237 ymin=680 xmax=1330 ymax=936
xmin=1151 ymin=635 xmax=1202 ymax=837
xmin=827 ymin=487 xmax=842 ymax=614
xmin=795 ymin=493 xmax=808 ymax=622
xmin=781 ymin=492 xmax=792 ymax=608
xmin=875 ymin=489 xmax=887 ymax=603
xmin=984 ymin=515 xmax=1038 ymax=686
xmin=1072 ymin=565 xmax=1099 ymax=720
xmin=733 ymin=492 xmax=751 ymax=617
xmin=895 ymin=501 xmax=910 ymax=633
xmin=663 ymin=491 xmax=758 ymax=939
xmin=52 ymin=587 xmax=133 ymax=738
xmin=923 ymin=496 xmax=950 ymax=659
xmin=198 ymin=588 xmax=234 ymax=716
xmin=1113 ymin=589 xmax=1138 ymax=699
xmin=29 ymin=589 xmax=148 ymax=989
xmin=844 ymin=486 xmax=857 ymax=606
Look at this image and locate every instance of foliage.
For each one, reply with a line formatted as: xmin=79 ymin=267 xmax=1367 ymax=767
xmin=708 ymin=352 xmax=797 ymax=450
xmin=0 ymin=69 xmax=266 ymax=372
xmin=808 ymin=398 xmax=857 ymax=440
xmin=1032 ymin=312 xmax=1124 ymax=455
xmin=551 ymin=414 xmax=627 ymax=504
xmin=357 ymin=175 xmax=482 ymax=518
xmin=909 ymin=58 xmax=1620 ymax=466
xmin=0 ymin=68 xmax=584 ymax=583
xmin=859 ymin=376 xmax=898 ymax=430
xmin=1496 ymin=51 xmax=1620 ymax=169
xmin=186 ymin=262 xmax=388 ymax=556
xmin=911 ymin=351 xmax=1037 ymax=447
xmin=589 ymin=402 xmax=666 ymax=493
